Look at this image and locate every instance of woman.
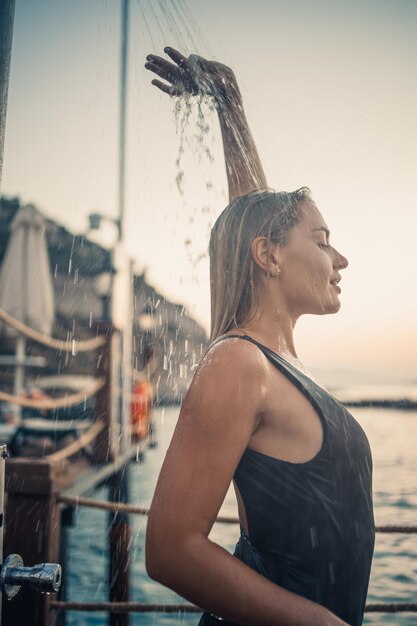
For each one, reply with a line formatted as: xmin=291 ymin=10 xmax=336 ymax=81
xmin=144 ymin=49 xmax=374 ymax=626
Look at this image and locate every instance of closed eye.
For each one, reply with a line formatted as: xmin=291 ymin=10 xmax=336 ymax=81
xmin=318 ymin=243 xmax=331 ymax=249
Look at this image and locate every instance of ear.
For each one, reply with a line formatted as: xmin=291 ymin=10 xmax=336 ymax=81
xmin=251 ymin=237 xmax=281 ymax=277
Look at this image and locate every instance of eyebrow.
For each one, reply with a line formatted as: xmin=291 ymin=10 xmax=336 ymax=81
xmin=312 ymin=227 xmax=330 ymax=237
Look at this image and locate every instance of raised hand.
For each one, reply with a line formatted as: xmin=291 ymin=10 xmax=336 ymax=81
xmin=145 ymin=47 xmax=267 ymax=200
xmin=145 ymin=47 xmax=242 ymax=108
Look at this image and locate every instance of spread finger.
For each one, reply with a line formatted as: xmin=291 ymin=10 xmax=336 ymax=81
xmin=145 ymin=61 xmax=181 ymax=84
xmin=164 ymin=47 xmax=188 ymax=68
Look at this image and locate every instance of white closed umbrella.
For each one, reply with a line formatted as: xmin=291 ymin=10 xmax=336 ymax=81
xmin=0 ymin=204 xmax=55 ymax=419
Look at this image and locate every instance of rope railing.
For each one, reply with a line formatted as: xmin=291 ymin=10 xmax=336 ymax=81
xmin=375 ymin=525 xmax=417 ymax=534
xmin=58 ymin=495 xmax=150 ymax=517
xmin=0 ymin=377 xmax=105 ymax=409
xmin=56 ymin=495 xmax=417 ymax=533
xmin=49 ymin=600 xmax=417 ymax=614
xmin=46 ymin=421 xmax=104 ymax=463
xmin=365 ymin=604 xmax=417 ymax=613
xmin=49 ymin=601 xmax=201 ymax=613
xmin=0 ymin=308 xmax=106 ymax=351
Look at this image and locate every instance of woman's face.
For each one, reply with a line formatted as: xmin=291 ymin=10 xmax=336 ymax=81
xmin=277 ymin=201 xmax=348 ymax=317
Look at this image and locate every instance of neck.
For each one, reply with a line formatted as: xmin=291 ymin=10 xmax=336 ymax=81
xmin=236 ymin=305 xmax=298 ymax=359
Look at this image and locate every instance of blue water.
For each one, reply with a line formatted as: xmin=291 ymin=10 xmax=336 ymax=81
xmin=67 ymin=405 xmax=417 ymax=625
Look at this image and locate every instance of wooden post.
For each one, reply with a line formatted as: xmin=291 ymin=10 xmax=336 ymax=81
xmin=56 ymin=506 xmax=75 ymax=626
xmin=93 ymin=322 xmax=121 ymax=463
xmin=108 ymin=466 xmax=130 ymax=626
xmin=2 ymin=458 xmax=73 ymax=626
xmin=0 ymin=444 xmax=8 ymax=623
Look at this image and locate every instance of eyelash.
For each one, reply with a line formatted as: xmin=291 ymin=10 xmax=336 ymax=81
xmin=318 ymin=243 xmax=331 ymax=249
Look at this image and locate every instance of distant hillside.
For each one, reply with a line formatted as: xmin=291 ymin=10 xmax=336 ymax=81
xmin=0 ymin=196 xmax=208 ymax=403
xmin=0 ymin=196 xmax=112 ymax=275
xmin=310 ymin=366 xmax=416 ymax=390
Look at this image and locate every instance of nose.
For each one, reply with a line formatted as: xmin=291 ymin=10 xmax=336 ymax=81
xmin=333 ymin=247 xmax=348 ymax=270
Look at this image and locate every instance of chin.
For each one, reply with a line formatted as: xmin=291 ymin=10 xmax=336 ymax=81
xmin=327 ymin=299 xmax=342 ymax=314
xmin=311 ymin=299 xmax=341 ymax=316
xmin=299 ymin=292 xmax=342 ymax=316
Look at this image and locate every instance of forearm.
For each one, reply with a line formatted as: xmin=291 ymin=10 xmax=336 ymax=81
xmin=217 ymin=100 xmax=268 ymax=202
xmin=148 ymin=535 xmax=347 ymax=626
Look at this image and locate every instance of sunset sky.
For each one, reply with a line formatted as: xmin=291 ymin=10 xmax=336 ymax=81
xmin=2 ymin=0 xmax=417 ymax=377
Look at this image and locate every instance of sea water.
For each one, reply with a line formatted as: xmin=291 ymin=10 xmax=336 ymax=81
xmin=67 ymin=404 xmax=417 ymax=626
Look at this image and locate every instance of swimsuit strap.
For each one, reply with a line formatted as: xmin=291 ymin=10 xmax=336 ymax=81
xmin=210 ymin=333 xmax=330 ymax=425
xmin=211 ymin=334 xmax=302 ymax=379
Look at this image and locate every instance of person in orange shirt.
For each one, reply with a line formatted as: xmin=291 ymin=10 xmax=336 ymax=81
xmin=131 ymin=344 xmax=158 ymax=443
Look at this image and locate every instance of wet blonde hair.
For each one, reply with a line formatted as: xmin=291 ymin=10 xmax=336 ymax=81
xmin=209 ymin=187 xmax=312 ymax=341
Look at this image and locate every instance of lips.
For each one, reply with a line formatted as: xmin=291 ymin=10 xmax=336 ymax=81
xmin=330 ymin=276 xmax=342 ymax=293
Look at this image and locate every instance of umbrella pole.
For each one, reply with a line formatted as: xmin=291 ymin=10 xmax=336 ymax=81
xmin=13 ymin=335 xmax=25 ymax=423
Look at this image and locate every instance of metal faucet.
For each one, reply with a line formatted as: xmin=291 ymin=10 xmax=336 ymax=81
xmin=0 ymin=554 xmax=62 ymax=598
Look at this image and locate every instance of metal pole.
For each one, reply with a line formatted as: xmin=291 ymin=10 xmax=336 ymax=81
xmin=0 ymin=0 xmax=15 ymax=191
xmin=0 ymin=5 xmax=14 ymax=623
xmin=113 ymin=0 xmax=129 ymax=441
xmin=107 ymin=5 xmax=131 ymax=624
xmin=118 ymin=0 xmax=129 ymax=243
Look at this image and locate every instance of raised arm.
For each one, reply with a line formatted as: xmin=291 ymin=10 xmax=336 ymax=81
xmin=145 ymin=339 xmax=348 ymax=626
xmin=145 ymin=47 xmax=267 ymax=201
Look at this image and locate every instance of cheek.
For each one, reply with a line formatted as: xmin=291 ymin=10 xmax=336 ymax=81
xmin=282 ymin=258 xmax=315 ymax=300
xmin=285 ymin=247 xmax=330 ymax=285
xmin=281 ymin=250 xmax=333 ymax=309
xmin=310 ymin=248 xmax=333 ymax=280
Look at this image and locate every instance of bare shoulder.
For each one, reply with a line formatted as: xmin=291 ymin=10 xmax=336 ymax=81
xmin=181 ymin=336 xmax=269 ymax=425
xmin=194 ymin=336 xmax=268 ymax=390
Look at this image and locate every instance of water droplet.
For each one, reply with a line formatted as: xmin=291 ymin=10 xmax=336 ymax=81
xmin=309 ymin=526 xmax=318 ymax=549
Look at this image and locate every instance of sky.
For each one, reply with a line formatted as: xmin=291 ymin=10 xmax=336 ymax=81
xmin=2 ymin=0 xmax=417 ymax=378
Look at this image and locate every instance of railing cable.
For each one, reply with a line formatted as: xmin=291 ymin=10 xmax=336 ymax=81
xmin=49 ymin=601 xmax=417 ymax=614
xmin=0 ymin=378 xmax=105 ymax=409
xmin=0 ymin=307 xmax=106 ymax=351
xmin=56 ymin=496 xmax=417 ymax=533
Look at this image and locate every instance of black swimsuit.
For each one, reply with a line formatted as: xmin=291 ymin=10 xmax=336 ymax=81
xmin=198 ymin=335 xmax=375 ymax=626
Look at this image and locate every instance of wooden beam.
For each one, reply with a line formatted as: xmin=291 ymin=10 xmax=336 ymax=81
xmin=3 ymin=458 xmax=62 ymax=626
xmin=60 ymin=440 xmax=147 ymax=499
xmin=93 ymin=323 xmax=120 ymax=463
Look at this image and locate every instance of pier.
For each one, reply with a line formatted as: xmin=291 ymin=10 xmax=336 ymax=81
xmin=0 ymin=312 xmax=144 ymax=625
